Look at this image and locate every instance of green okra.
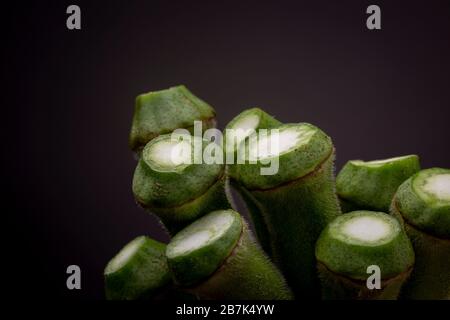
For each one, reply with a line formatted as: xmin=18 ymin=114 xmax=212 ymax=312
xmin=336 ymin=155 xmax=420 ymax=213
xmin=166 ymin=209 xmax=293 ymax=300
xmin=224 ymin=107 xmax=282 ymax=158
xmin=232 ymin=123 xmax=341 ymax=298
xmin=132 ymin=133 xmax=232 ymax=235
xmin=390 ymin=168 xmax=450 ymax=299
xmin=315 ymin=211 xmax=415 ymax=300
xmin=129 ymin=85 xmax=216 ymax=153
xmin=225 ymin=108 xmax=282 ymax=256
xmin=104 ymin=236 xmax=171 ymax=300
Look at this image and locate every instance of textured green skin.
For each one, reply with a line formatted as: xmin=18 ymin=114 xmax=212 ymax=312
xmin=316 ymin=211 xmax=414 ymax=279
xmin=336 ymin=155 xmax=420 ymax=213
xmin=247 ymin=152 xmax=341 ymax=298
xmin=153 ymin=174 xmax=232 ymax=235
xmin=231 ymin=180 xmax=273 ymax=257
xmin=129 ymin=85 xmax=216 ymax=152
xmin=317 ymin=262 xmax=412 ymax=300
xmin=233 ymin=123 xmax=340 ymax=297
xmin=394 ymin=168 xmax=450 ymax=239
xmin=186 ymin=219 xmax=293 ymax=300
xmin=133 ymin=135 xmax=223 ymax=207
xmin=235 ymin=123 xmax=333 ymax=190
xmin=104 ymin=236 xmax=171 ymax=300
xmin=132 ymin=135 xmax=232 ymax=234
xmin=167 ymin=210 xmax=243 ymax=286
xmin=391 ymin=193 xmax=450 ymax=299
xmin=226 ymin=108 xmax=282 ymax=181
xmin=225 ymin=108 xmax=281 ymax=257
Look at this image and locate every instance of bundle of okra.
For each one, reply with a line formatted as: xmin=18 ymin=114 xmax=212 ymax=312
xmin=104 ymin=85 xmax=449 ymax=300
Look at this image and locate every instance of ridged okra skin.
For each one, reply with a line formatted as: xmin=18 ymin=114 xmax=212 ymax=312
xmin=104 ymin=236 xmax=171 ymax=300
xmin=132 ymin=134 xmax=232 ymax=235
xmin=233 ymin=123 xmax=341 ymax=298
xmin=230 ymin=181 xmax=274 ymax=257
xmin=390 ymin=168 xmax=450 ymax=299
xmin=336 ymin=155 xmax=420 ymax=213
xmin=316 ymin=211 xmax=414 ymax=300
xmin=166 ymin=210 xmax=293 ymax=300
xmin=394 ymin=222 xmax=450 ymax=299
xmin=129 ymin=85 xmax=216 ymax=153
xmin=225 ymin=108 xmax=282 ymax=256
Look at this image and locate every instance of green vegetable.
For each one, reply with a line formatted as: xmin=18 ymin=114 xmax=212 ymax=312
xmin=225 ymin=108 xmax=282 ymax=256
xmin=132 ymin=133 xmax=232 ymax=234
xmin=232 ymin=123 xmax=341 ymax=297
xmin=129 ymin=85 xmax=216 ymax=153
xmin=104 ymin=236 xmax=171 ymax=300
xmin=316 ymin=211 xmax=414 ymax=299
xmin=224 ymin=107 xmax=282 ymax=157
xmin=166 ymin=209 xmax=293 ymax=300
xmin=391 ymin=168 xmax=450 ymax=299
xmin=336 ymin=155 xmax=420 ymax=212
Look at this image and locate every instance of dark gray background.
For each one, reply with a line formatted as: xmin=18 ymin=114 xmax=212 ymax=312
xmin=6 ymin=0 xmax=450 ymax=299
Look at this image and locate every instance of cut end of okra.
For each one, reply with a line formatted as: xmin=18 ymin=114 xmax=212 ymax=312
xmin=350 ymin=155 xmax=417 ymax=167
xmin=236 ymin=123 xmax=333 ymax=190
xmin=104 ymin=236 xmax=171 ymax=300
xmin=105 ymin=237 xmax=145 ymax=275
xmin=394 ymin=168 xmax=450 ymax=239
xmin=414 ymin=168 xmax=450 ymax=203
xmin=166 ymin=210 xmax=242 ymax=286
xmin=225 ymin=107 xmax=282 ymax=155
xmin=316 ymin=211 xmax=414 ymax=280
xmin=336 ymin=154 xmax=420 ymax=212
xmin=129 ymin=85 xmax=216 ymax=152
xmin=133 ymin=133 xmax=223 ymax=208
xmin=142 ymin=134 xmax=194 ymax=173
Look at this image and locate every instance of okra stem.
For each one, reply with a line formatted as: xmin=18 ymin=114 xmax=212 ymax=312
xmin=132 ymin=134 xmax=232 ymax=234
xmin=316 ymin=211 xmax=414 ymax=300
xmin=225 ymin=108 xmax=282 ymax=256
xmin=232 ymin=123 xmax=341 ymax=297
xmin=336 ymin=155 xmax=420 ymax=212
xmin=391 ymin=168 xmax=450 ymax=299
xmin=166 ymin=210 xmax=293 ymax=300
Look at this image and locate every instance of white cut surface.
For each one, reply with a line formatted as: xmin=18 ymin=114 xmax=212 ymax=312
xmin=106 ymin=237 xmax=144 ymax=273
xmin=249 ymin=126 xmax=315 ymax=160
xmin=341 ymin=216 xmax=393 ymax=243
xmin=147 ymin=140 xmax=192 ymax=168
xmin=231 ymin=114 xmax=260 ymax=132
xmin=226 ymin=114 xmax=260 ymax=152
xmin=422 ymin=174 xmax=450 ymax=201
xmin=351 ymin=155 xmax=411 ymax=167
xmin=170 ymin=230 xmax=211 ymax=255
xmin=167 ymin=211 xmax=235 ymax=257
